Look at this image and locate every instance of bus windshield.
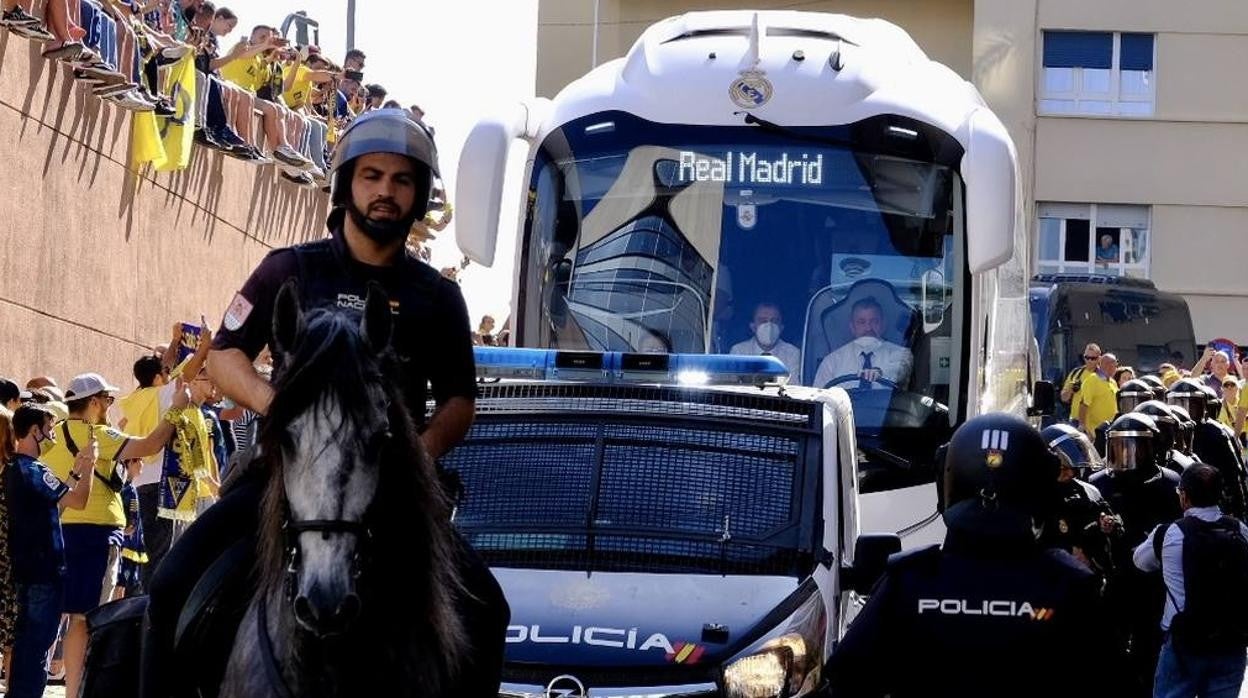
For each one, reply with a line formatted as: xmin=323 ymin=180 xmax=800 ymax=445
xmin=519 ymin=112 xmax=966 ymax=485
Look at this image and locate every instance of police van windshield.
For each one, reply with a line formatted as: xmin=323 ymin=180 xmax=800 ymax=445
xmin=519 ymin=111 xmax=966 ymax=488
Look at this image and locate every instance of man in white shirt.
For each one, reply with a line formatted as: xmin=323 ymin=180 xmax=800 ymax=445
xmin=813 ymin=297 xmax=913 ymax=389
xmin=729 ymin=302 xmax=801 ymax=379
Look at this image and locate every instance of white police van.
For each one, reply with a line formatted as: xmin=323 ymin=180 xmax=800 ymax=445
xmin=442 ymin=347 xmax=898 ymax=697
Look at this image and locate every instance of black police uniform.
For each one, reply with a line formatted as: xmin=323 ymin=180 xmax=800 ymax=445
xmin=1192 ymin=419 xmax=1248 ymax=519
xmin=1043 ymin=477 xmax=1116 ymax=579
xmin=830 ymin=502 xmax=1112 ymax=697
xmin=1090 ymin=466 xmax=1181 ymax=696
xmin=141 ymin=223 xmax=509 ymax=698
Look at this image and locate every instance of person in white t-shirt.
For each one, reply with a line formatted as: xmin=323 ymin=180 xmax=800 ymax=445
xmin=813 ymin=297 xmax=913 ymax=389
xmin=729 ymin=302 xmax=801 ymax=379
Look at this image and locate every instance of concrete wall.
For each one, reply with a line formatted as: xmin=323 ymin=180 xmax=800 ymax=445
xmin=537 ymin=0 xmax=974 ymax=97
xmin=976 ymin=0 xmax=1248 ymax=344
xmin=0 ymin=34 xmax=328 ymax=392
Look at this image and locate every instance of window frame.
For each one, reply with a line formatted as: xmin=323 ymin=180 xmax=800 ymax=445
xmin=1039 ymin=31 xmax=1156 ymax=117
xmin=1035 ymin=203 xmax=1152 ymax=278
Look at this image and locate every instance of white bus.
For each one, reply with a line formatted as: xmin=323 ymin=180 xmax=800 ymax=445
xmin=456 ymin=10 xmax=1040 ymax=546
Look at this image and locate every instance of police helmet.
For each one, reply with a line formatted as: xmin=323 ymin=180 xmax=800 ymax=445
xmin=329 ymin=108 xmax=440 ymax=220
xmin=1133 ymin=400 xmax=1179 ymax=456
xmin=1041 ymin=423 xmax=1102 ymax=475
xmin=1105 ymin=413 xmax=1160 ymax=472
xmin=1169 ymin=404 xmax=1197 ymax=455
xmin=1139 ymin=374 xmax=1167 ymax=401
xmin=942 ymin=413 xmax=1060 ymax=518
xmin=1117 ymin=378 xmax=1155 ymax=415
xmin=1167 ymin=378 xmax=1210 ymax=422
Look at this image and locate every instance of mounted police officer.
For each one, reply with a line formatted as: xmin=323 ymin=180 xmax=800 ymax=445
xmin=141 ymin=109 xmax=509 ymax=698
xmin=829 ymin=414 xmax=1113 ymax=697
xmin=1134 ymin=400 xmax=1199 ymax=474
xmin=1167 ymin=378 xmax=1247 ymax=519
xmin=1041 ymin=423 xmax=1119 ymax=581
xmin=1090 ymin=412 xmax=1181 ymax=697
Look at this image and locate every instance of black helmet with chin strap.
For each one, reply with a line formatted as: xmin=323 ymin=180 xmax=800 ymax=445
xmin=942 ymin=413 xmax=1060 ymax=520
xmin=328 ymin=108 xmax=440 ymax=242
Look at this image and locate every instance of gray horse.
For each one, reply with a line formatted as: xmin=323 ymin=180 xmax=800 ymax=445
xmin=220 ymin=282 xmax=466 ymax=697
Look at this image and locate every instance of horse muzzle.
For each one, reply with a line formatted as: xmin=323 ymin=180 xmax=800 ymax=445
xmin=293 ymin=582 xmax=362 ymax=637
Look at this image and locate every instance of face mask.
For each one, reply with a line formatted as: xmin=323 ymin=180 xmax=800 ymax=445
xmin=853 ymin=335 xmax=883 ymax=351
xmin=35 ymin=429 xmax=55 ymax=456
xmin=754 ymin=322 xmax=781 ymax=349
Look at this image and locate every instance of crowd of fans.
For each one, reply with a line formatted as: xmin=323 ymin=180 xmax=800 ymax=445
xmin=0 ymin=0 xmax=433 ymax=187
xmin=1062 ymin=342 xmax=1248 ymax=445
xmin=0 ymin=323 xmax=265 ymax=697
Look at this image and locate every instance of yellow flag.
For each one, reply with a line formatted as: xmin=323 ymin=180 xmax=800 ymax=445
xmin=130 ymin=110 xmax=167 ymax=170
xmin=155 ymin=54 xmax=197 ymax=172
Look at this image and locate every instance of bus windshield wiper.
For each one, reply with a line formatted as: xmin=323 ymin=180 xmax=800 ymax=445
xmin=738 ymin=111 xmax=860 ymax=150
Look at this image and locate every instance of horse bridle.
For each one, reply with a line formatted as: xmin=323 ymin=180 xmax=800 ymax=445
xmin=281 ymin=515 xmax=374 ymax=602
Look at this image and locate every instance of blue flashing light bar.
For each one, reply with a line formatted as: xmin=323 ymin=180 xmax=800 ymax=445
xmin=473 ymin=347 xmax=789 ymax=387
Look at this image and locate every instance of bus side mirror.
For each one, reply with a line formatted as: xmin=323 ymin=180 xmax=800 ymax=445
xmin=962 ymin=109 xmax=1017 ymax=274
xmin=843 ymin=534 xmax=901 ymax=593
xmin=1029 ymin=380 xmax=1056 ymax=416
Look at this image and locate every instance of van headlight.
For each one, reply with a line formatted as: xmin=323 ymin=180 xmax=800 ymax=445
xmin=722 ymin=590 xmax=826 ymax=698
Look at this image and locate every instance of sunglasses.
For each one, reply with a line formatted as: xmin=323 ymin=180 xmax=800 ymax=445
xmin=1084 ymin=355 xmax=1101 ymax=361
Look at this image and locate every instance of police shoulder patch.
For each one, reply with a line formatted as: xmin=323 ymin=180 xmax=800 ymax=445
xmin=41 ymin=469 xmax=61 ymax=491
xmin=223 ymin=292 xmax=254 ymax=332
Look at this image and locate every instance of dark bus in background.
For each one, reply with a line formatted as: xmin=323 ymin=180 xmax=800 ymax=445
xmin=1030 ymin=273 xmax=1196 ymax=390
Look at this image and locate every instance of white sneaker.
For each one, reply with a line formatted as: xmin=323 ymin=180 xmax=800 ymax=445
xmin=273 ymin=145 xmax=313 ymax=170
xmin=107 ymin=90 xmax=157 ymax=112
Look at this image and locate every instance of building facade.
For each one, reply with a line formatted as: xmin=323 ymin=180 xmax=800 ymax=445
xmin=536 ymin=0 xmax=1248 ymax=348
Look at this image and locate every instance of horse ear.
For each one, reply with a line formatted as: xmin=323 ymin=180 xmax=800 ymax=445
xmin=272 ymin=279 xmax=305 ymax=357
xmin=361 ymin=282 xmax=393 ymax=351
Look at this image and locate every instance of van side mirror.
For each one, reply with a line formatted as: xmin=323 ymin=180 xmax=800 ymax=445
xmin=1028 ymin=380 xmax=1056 ymax=417
xmin=844 ymin=534 xmax=902 ymax=593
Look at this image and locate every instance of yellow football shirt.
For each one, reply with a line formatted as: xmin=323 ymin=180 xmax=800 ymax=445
xmin=1077 ymin=371 xmax=1119 ymax=433
xmin=44 ymin=420 xmax=131 ymax=528
xmin=220 ymin=54 xmax=269 ymax=94
xmin=283 ymin=64 xmax=313 ymax=109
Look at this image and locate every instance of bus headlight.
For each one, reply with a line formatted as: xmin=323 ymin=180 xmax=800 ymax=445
xmin=722 ymin=589 xmax=826 ymax=698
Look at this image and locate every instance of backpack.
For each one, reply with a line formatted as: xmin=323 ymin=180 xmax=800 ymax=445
xmin=1154 ymin=516 xmax=1248 ymax=651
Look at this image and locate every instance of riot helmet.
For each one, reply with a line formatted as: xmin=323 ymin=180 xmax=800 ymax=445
xmin=1105 ymin=413 xmax=1160 ymax=473
xmin=1041 ymin=423 xmax=1102 ymax=477
xmin=942 ymin=413 xmax=1060 ymax=520
xmin=1117 ymin=378 xmax=1155 ymax=415
xmin=1167 ymin=378 xmax=1210 ymax=422
xmin=1139 ymin=374 xmax=1167 ymax=402
xmin=328 ymin=108 xmax=440 ymax=244
xmin=1133 ymin=400 xmax=1179 ymax=457
xmin=1169 ymin=405 xmax=1197 ymax=455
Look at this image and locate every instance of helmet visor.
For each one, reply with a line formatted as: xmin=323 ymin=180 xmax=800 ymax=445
xmin=1168 ymin=396 xmax=1204 ymax=421
xmin=1118 ymin=392 xmax=1148 ymax=414
xmin=1108 ymin=434 xmax=1154 ymax=471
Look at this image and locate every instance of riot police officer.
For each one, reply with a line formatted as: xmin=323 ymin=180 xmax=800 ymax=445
xmin=1167 ymin=378 xmax=1247 ymax=518
xmin=1090 ymin=413 xmax=1181 ymax=697
xmin=1133 ymin=400 xmax=1198 ymax=474
xmin=1169 ymin=404 xmax=1198 ymax=459
xmin=1094 ymin=378 xmax=1155 ymax=456
xmin=829 ymin=414 xmax=1113 ymax=697
xmin=1138 ymin=374 xmax=1167 ymax=403
xmin=1041 ymin=424 xmax=1119 ymax=581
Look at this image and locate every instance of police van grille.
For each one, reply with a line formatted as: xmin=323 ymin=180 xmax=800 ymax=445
xmin=503 ymin=662 xmax=716 ymax=689
xmin=441 ymin=385 xmax=818 ymax=576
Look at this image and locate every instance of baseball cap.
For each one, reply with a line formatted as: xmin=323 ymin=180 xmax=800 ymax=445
xmin=64 ymin=373 xmax=120 ymax=401
xmin=0 ymin=378 xmax=32 ymax=403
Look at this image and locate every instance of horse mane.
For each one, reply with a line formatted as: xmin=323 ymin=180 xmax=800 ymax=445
xmin=254 ymin=307 xmax=466 ymax=684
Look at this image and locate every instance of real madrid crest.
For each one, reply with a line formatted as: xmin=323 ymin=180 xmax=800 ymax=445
xmin=729 ymin=69 xmax=773 ymax=110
